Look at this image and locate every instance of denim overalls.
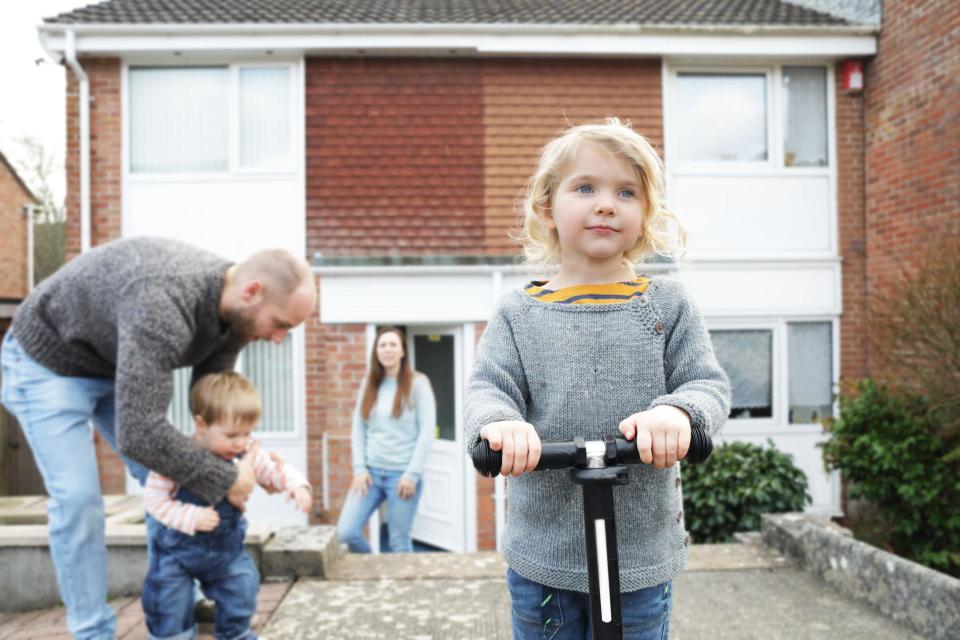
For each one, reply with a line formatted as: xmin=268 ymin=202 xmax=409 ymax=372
xmin=142 ymin=485 xmax=259 ymax=640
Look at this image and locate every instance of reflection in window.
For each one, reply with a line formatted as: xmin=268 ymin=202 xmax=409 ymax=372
xmin=677 ymin=73 xmax=768 ymax=162
xmin=710 ymin=329 xmax=773 ymax=418
xmin=783 ymin=67 xmax=828 ymax=167
xmin=788 ymin=322 xmax=833 ymax=423
xmin=130 ymin=67 xmax=229 ymax=173
xmin=413 ymin=334 xmax=454 ymax=442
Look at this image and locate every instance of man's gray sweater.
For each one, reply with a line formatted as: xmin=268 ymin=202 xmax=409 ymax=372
xmin=465 ymin=277 xmax=731 ymax=593
xmin=12 ymin=237 xmax=242 ymax=504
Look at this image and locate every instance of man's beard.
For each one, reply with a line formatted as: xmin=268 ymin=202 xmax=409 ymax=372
xmin=223 ymin=305 xmax=258 ymax=343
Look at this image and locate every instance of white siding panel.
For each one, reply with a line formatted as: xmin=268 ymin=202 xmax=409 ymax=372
xmin=124 ymin=178 xmax=303 ymax=261
xmin=673 ymin=174 xmax=833 ymax=255
xmin=675 ymin=264 xmax=840 ymax=316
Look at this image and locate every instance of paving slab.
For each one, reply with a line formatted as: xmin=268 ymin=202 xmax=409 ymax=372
xmin=261 ymin=546 xmax=924 ymax=640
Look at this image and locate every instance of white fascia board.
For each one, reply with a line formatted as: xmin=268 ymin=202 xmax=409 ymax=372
xmin=38 ymin=23 xmax=877 ymax=58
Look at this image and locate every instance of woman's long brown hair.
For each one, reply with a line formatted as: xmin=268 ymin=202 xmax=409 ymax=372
xmin=361 ymin=327 xmax=414 ymax=420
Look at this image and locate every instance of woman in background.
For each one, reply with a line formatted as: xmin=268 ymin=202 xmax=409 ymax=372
xmin=337 ymin=326 xmax=436 ymax=552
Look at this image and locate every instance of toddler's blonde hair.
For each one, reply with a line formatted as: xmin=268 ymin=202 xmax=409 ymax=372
xmin=190 ymin=371 xmax=262 ymax=428
xmin=516 ymin=117 xmax=686 ymax=271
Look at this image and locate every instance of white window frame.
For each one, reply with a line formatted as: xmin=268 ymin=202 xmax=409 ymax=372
xmin=708 ymin=316 xmax=839 ymax=437
xmin=665 ymin=62 xmax=835 ymax=176
xmin=123 ymin=58 xmax=298 ymax=181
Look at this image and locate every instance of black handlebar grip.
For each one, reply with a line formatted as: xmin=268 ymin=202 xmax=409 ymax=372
xmin=469 ymin=428 xmax=713 ymax=477
xmin=469 ymin=439 xmax=503 ymax=478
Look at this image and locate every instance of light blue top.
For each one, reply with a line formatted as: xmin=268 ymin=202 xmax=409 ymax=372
xmin=465 ymin=276 xmax=731 ymax=593
xmin=351 ymin=374 xmax=436 ymax=481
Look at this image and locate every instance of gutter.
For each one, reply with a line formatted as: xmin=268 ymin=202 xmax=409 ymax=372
xmin=61 ymin=30 xmax=91 ymax=254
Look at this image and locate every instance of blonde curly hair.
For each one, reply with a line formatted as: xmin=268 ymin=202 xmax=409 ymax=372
xmin=515 ymin=117 xmax=686 ymax=272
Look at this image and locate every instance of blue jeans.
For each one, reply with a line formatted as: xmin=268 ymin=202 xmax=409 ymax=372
xmin=336 ymin=467 xmax=423 ymax=553
xmin=0 ymin=333 xmax=149 ymax=640
xmin=506 ymin=568 xmax=672 ymax=640
xmin=142 ymin=485 xmax=259 ymax=640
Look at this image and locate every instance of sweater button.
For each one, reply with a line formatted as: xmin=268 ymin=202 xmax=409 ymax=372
xmin=655 ymin=321 xmax=665 ymax=334
xmin=639 ymin=295 xmax=648 ymax=305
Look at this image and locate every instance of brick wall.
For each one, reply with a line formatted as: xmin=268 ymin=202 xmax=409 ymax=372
xmin=0 ymin=159 xmax=31 ymax=300
xmin=482 ymin=58 xmax=664 ymax=255
xmin=863 ymin=0 xmax=960 ymax=377
xmin=65 ymin=57 xmax=126 ymax=491
xmin=305 ymin=58 xmax=486 ymax=257
xmin=305 ymin=316 xmax=368 ymax=524
xmin=835 ymin=64 xmax=868 ymax=382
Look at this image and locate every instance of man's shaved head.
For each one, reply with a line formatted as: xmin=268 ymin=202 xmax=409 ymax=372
xmin=235 ymin=249 xmax=312 ymax=301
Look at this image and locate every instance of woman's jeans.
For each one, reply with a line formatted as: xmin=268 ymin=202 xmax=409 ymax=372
xmin=336 ymin=467 xmax=423 ymax=553
xmin=142 ymin=487 xmax=259 ymax=640
xmin=0 ymin=333 xmax=149 ymax=640
xmin=506 ymin=568 xmax=672 ymax=640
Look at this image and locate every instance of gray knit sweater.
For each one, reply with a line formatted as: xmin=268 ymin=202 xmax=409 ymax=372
xmin=465 ymin=276 xmax=731 ymax=593
xmin=12 ymin=237 xmax=242 ymax=504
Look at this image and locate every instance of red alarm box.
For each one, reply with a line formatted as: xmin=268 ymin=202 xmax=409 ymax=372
xmin=842 ymin=60 xmax=864 ymax=93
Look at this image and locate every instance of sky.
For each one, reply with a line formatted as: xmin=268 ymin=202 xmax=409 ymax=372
xmin=0 ymin=1 xmax=92 ymax=203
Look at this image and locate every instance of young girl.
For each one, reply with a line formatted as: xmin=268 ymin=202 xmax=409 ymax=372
xmin=337 ymin=326 xmax=436 ymax=553
xmin=465 ymin=118 xmax=731 ymax=639
xmin=141 ymin=371 xmax=311 ymax=640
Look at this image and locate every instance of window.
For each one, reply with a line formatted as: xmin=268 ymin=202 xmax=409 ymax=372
xmin=166 ymin=335 xmax=296 ymax=436
xmin=130 ymin=67 xmax=229 ymax=173
xmin=129 ymin=65 xmax=293 ymax=174
xmin=783 ymin=67 xmax=828 ymax=167
xmin=676 ymin=73 xmax=768 ymax=163
xmin=673 ymin=66 xmax=830 ymax=168
xmin=709 ymin=329 xmax=773 ymax=419
xmin=788 ymin=322 xmax=833 ymax=423
xmin=241 ymin=336 xmax=295 ymax=434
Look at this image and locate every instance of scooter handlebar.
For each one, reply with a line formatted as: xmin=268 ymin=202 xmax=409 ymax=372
xmin=469 ymin=427 xmax=713 ymax=478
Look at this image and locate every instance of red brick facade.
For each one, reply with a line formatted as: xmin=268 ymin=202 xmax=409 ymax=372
xmin=861 ymin=0 xmax=960 ymax=377
xmin=0 ymin=155 xmax=33 ymax=302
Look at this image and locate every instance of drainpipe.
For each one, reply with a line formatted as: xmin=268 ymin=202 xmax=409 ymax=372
xmin=62 ymin=30 xmax=91 ymax=253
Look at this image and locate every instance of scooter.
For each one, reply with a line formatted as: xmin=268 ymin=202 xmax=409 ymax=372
xmin=470 ymin=427 xmax=713 ymax=640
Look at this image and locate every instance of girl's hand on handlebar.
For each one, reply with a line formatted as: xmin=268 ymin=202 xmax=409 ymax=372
xmin=618 ymin=405 xmax=692 ymax=469
xmin=480 ymin=421 xmax=542 ymax=476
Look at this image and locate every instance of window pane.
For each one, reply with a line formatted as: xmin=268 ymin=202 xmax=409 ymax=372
xmin=783 ymin=67 xmax=828 ymax=167
xmin=239 ymin=67 xmax=292 ymax=170
xmin=130 ymin=67 xmax=228 ymax=173
xmin=709 ymin=330 xmax=773 ymax=418
xmin=788 ymin=322 xmax=833 ymax=423
xmin=413 ymin=334 xmax=453 ymax=441
xmin=168 ymin=367 xmax=194 ymax=435
xmin=241 ymin=336 xmax=295 ymax=433
xmin=677 ymin=73 xmax=768 ymax=162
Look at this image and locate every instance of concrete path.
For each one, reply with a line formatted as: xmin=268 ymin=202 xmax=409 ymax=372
xmin=261 ymin=544 xmax=923 ymax=640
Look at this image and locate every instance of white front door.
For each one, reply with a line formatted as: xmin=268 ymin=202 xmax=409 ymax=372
xmin=407 ymin=326 xmax=467 ymax=552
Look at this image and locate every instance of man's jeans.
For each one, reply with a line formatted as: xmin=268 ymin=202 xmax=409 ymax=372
xmin=507 ymin=568 xmax=672 ymax=640
xmin=0 ymin=333 xmax=148 ymax=640
xmin=336 ymin=467 xmax=423 ymax=553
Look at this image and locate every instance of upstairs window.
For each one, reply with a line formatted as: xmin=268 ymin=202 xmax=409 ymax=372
xmin=129 ymin=64 xmax=294 ymax=175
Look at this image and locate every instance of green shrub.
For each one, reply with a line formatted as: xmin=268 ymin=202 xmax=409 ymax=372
xmin=682 ymin=440 xmax=810 ymax=543
xmin=822 ymin=379 xmax=960 ymax=577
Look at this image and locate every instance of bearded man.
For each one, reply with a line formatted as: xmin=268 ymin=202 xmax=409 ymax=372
xmin=0 ymin=237 xmax=316 ymax=639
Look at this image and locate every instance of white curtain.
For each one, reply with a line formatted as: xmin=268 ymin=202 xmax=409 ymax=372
xmin=677 ymin=73 xmax=768 ymax=162
xmin=241 ymin=336 xmax=294 ymax=433
xmin=783 ymin=67 xmax=828 ymax=167
xmin=788 ymin=322 xmax=833 ymax=422
xmin=239 ymin=67 xmax=292 ymax=170
xmin=129 ymin=67 xmax=229 ymax=173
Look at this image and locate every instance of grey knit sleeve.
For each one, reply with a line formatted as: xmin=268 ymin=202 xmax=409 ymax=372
xmin=464 ymin=299 xmax=530 ymax=449
xmin=648 ymin=280 xmax=732 ymax=436
xmin=114 ymin=284 xmax=237 ymax=504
